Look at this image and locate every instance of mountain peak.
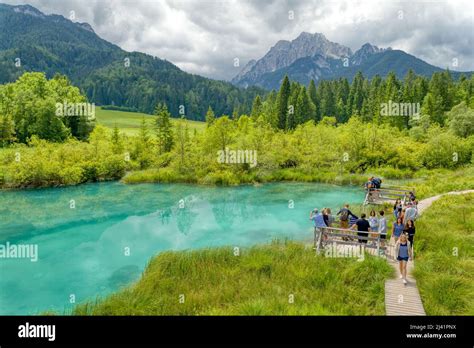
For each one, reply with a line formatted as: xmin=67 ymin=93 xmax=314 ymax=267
xmin=12 ymin=4 xmax=46 ymax=18
xmin=296 ymin=32 xmax=327 ymax=40
xmin=232 ymin=32 xmax=352 ymax=85
xmin=351 ymin=42 xmax=390 ymax=65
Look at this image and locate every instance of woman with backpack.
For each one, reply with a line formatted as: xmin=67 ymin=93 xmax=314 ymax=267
xmin=337 ymin=204 xmax=356 ymax=229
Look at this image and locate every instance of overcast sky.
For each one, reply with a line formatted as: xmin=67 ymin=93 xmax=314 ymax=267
xmin=4 ymin=0 xmax=474 ymax=80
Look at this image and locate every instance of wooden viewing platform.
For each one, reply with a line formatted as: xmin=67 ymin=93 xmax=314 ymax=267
xmin=363 ymin=185 xmax=416 ymax=205
xmin=314 ymin=224 xmax=426 ymax=315
xmin=314 ymin=189 xmax=474 ymax=315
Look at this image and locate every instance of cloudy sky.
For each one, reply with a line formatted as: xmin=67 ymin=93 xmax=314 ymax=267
xmin=4 ymin=0 xmax=474 ymax=80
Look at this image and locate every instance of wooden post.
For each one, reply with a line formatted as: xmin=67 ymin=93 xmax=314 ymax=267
xmin=315 ymin=228 xmax=323 ymax=255
xmin=376 ymin=233 xmax=380 ymax=256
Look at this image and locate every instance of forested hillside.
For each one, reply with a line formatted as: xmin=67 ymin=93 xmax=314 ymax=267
xmin=0 ymin=70 xmax=473 ymax=189
xmin=0 ymin=3 xmax=262 ymax=120
xmin=255 ymin=70 xmax=474 ymax=131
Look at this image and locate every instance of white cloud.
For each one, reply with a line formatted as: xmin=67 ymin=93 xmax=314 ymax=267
xmin=4 ymin=0 xmax=474 ymax=80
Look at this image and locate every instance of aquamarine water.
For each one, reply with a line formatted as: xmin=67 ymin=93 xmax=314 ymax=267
xmin=0 ymin=182 xmax=363 ymax=315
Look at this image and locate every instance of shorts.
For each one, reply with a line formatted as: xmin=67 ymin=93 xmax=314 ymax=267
xmin=340 ymin=220 xmax=349 ymax=229
xmin=380 ymin=234 xmax=387 ymax=240
xmin=397 ymin=256 xmax=409 ymax=262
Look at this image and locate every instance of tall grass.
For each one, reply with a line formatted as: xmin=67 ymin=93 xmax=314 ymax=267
xmin=123 ymin=167 xmax=371 ymax=187
xmin=413 ymin=193 xmax=474 ymax=315
xmin=73 ymin=241 xmax=392 ymax=315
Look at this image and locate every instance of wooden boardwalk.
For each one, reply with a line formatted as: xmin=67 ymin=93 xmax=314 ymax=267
xmin=383 ymin=189 xmax=474 ymax=316
xmin=384 ymin=243 xmax=425 ymax=315
xmin=315 ymin=189 xmax=473 ymax=315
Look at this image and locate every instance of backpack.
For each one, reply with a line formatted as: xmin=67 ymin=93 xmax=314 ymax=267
xmin=372 ymin=178 xmax=381 ymax=189
xmin=340 ymin=209 xmax=349 ymax=221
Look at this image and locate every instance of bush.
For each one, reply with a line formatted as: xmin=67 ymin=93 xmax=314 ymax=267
xmin=200 ymin=170 xmax=240 ymax=185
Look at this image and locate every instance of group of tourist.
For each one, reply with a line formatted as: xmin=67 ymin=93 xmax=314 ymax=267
xmin=309 ymin=189 xmax=419 ymax=285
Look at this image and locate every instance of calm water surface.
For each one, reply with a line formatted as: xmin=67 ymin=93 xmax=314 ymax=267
xmin=0 ymin=181 xmax=363 ymax=314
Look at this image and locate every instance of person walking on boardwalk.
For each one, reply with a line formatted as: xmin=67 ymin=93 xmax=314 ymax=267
xmin=337 ymin=204 xmax=357 ymax=229
xmin=392 ymin=216 xmax=404 ymax=242
xmin=394 ymin=233 xmax=413 ymax=285
xmin=393 ymin=199 xmax=402 ymax=219
xmin=378 ymin=210 xmax=387 ymax=253
xmin=310 ymin=208 xmax=327 ymax=249
xmin=351 ymin=213 xmax=371 ymax=244
xmin=399 ymin=207 xmax=406 ymax=224
xmin=404 ymin=219 xmax=416 ymax=248
xmin=404 ymin=203 xmax=418 ymax=225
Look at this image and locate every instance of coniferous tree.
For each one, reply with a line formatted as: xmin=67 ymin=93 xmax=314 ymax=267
xmin=348 ymin=72 xmax=365 ymax=116
xmin=205 ymin=106 xmax=216 ymax=127
xmin=295 ymin=86 xmax=312 ymax=124
xmin=111 ymin=123 xmax=123 ymax=154
xmin=319 ymin=81 xmax=335 ymax=117
xmin=401 ymin=69 xmax=417 ymax=128
xmin=286 ymin=82 xmax=300 ymax=129
xmin=276 ymin=75 xmax=291 ymax=129
xmin=154 ymin=103 xmax=174 ymax=153
xmin=308 ymin=79 xmax=318 ymax=107
xmin=367 ymin=75 xmax=382 ymax=124
xmin=422 ymin=92 xmax=445 ymax=125
xmin=262 ymin=90 xmax=277 ymax=127
xmin=250 ymin=95 xmax=263 ymax=120
xmin=175 ymin=117 xmax=191 ymax=172
xmin=307 ymin=80 xmax=318 ymax=121
xmin=138 ymin=117 xmax=150 ymax=145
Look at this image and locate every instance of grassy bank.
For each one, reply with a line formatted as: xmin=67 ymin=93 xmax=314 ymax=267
xmin=73 ymin=241 xmax=393 ymax=315
xmin=408 ymin=167 xmax=474 ymax=199
xmin=121 ymin=167 xmax=371 ymax=186
xmin=413 ymin=193 xmax=474 ymax=315
xmin=122 ymin=165 xmax=474 ymax=198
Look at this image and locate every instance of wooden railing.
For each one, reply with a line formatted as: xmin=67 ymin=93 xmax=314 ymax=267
xmin=363 ymin=185 xmax=416 ymax=205
xmin=314 ymin=226 xmax=392 ymax=259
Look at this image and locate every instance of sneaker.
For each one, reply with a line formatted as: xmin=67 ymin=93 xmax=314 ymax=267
xmin=399 ymin=275 xmax=403 ymax=279
xmin=403 ymin=279 xmax=407 ymax=285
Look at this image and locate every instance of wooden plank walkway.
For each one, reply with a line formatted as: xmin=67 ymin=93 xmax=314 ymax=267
xmin=383 ymin=189 xmax=474 ymax=316
xmin=385 ymin=243 xmax=425 ymax=315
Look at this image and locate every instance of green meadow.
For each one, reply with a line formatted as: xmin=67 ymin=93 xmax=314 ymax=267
xmin=414 ymin=193 xmax=474 ymax=315
xmin=73 ymin=241 xmax=393 ymax=315
xmin=95 ymin=107 xmax=205 ymax=136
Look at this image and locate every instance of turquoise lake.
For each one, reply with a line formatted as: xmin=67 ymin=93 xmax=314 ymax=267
xmin=0 ymin=182 xmax=363 ymax=315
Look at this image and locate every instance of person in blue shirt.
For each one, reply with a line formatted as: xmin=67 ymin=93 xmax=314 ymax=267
xmin=310 ymin=208 xmax=327 ymax=249
xmin=394 ymin=233 xmax=413 ymax=284
xmin=391 ymin=216 xmax=405 ymax=242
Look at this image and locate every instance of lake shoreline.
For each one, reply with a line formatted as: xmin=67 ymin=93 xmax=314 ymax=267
xmin=0 ymin=170 xmax=370 ymax=191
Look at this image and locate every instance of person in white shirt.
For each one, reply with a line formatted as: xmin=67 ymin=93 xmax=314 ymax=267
xmin=403 ymin=203 xmax=418 ymax=225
